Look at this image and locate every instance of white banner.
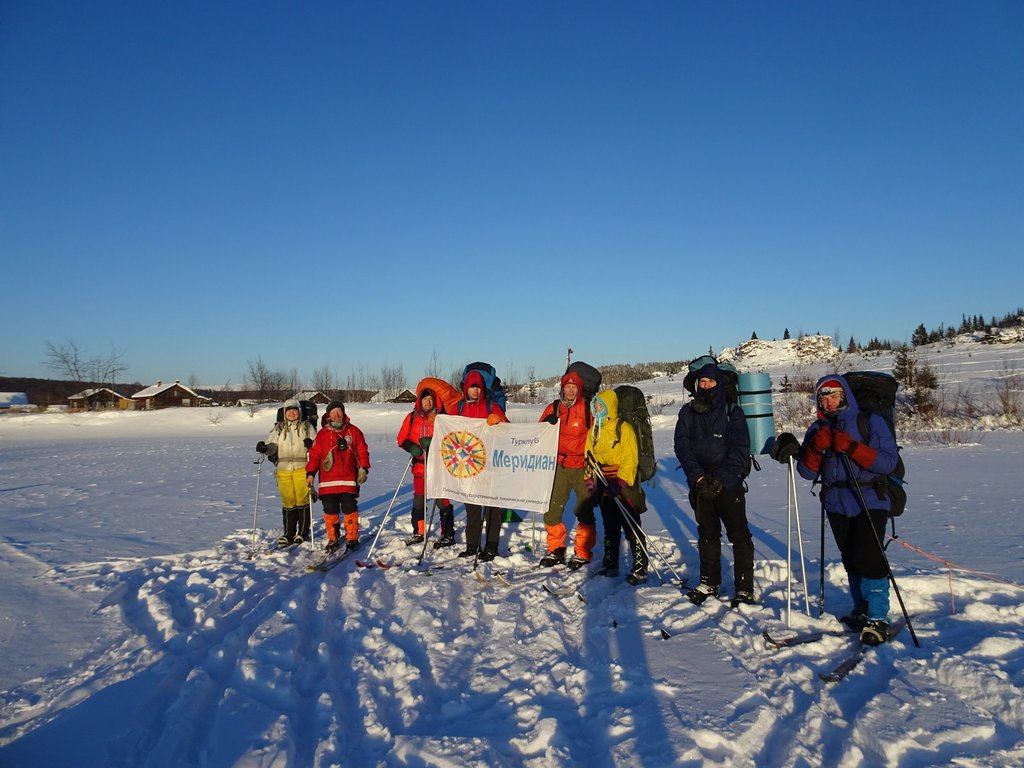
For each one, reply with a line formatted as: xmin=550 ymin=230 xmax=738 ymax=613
xmin=425 ymin=415 xmax=558 ymax=514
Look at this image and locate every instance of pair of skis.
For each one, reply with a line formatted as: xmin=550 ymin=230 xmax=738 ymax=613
xmin=307 ymin=543 xmax=360 ymax=573
xmin=762 ymin=616 xmax=908 ymax=682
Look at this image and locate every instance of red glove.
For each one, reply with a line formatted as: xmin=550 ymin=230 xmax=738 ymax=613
xmin=800 ymin=446 xmax=822 ymax=473
xmin=606 ymin=479 xmax=625 ymax=497
xmin=809 ymin=425 xmax=832 ymax=452
xmin=832 ymin=431 xmax=855 ymax=454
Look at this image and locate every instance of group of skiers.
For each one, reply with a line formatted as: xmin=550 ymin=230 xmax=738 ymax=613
xmin=255 ymin=360 xmax=900 ymax=646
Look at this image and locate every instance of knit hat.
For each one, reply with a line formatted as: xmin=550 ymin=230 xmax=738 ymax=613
xmin=817 ymin=379 xmax=844 ymax=396
xmin=326 ymin=400 xmax=345 ymax=416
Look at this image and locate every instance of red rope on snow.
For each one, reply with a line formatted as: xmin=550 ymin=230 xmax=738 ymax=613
xmin=888 ymin=535 xmax=1024 ymax=614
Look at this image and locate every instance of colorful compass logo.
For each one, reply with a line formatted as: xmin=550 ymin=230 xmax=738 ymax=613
xmin=439 ymin=430 xmax=487 ymax=479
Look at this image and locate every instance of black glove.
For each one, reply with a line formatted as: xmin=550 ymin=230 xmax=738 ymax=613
xmin=696 ymin=477 xmax=723 ymax=501
xmin=256 ymin=441 xmax=267 ymax=454
xmin=303 ymin=437 xmax=314 ymax=450
xmin=543 ymin=413 xmax=558 ymax=425
xmin=337 ymin=436 xmax=349 ymax=451
xmin=769 ymin=432 xmax=800 ymax=464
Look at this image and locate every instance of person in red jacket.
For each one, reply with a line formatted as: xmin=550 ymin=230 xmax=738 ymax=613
xmin=396 ymin=385 xmax=456 ymax=548
xmin=455 ymin=370 xmax=508 ymax=561
xmin=306 ymin=401 xmax=371 ymax=554
xmin=538 ymin=371 xmax=597 ymax=569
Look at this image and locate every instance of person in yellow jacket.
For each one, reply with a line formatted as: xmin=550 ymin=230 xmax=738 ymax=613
xmin=585 ymin=389 xmax=649 ymax=584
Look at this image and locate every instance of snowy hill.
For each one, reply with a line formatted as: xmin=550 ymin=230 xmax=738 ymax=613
xmin=1 ymin=338 xmax=1024 ymax=767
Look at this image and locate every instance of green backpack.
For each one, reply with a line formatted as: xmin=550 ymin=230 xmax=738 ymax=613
xmin=612 ymin=385 xmax=656 ymax=483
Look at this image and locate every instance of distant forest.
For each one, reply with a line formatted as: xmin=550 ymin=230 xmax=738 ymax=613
xmin=6 ymin=307 xmax=1022 ymax=407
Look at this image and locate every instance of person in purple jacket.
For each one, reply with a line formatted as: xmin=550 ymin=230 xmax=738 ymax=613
xmin=773 ymin=375 xmax=899 ymax=645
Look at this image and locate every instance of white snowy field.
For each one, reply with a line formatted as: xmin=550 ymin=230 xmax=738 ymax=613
xmin=2 ymin=341 xmax=1024 ymax=767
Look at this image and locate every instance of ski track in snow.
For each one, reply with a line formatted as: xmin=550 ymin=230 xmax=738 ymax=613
xmin=3 ymin=521 xmax=1023 ymax=767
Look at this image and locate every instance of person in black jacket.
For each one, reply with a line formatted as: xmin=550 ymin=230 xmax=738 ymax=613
xmin=674 ymin=363 xmax=755 ymax=607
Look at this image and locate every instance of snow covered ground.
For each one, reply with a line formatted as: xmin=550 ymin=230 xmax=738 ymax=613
xmin=2 ymin=340 xmax=1023 ymax=767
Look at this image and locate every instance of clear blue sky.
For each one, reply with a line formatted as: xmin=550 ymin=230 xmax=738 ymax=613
xmin=3 ymin=1 xmax=1022 ymax=388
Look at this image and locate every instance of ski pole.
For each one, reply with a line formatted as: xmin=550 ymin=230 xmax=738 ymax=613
xmin=841 ymin=453 xmax=920 ymax=648
xmin=417 ymin=498 xmax=439 ymax=565
xmin=363 ymin=456 xmax=413 ymax=563
xmin=788 ymin=456 xmax=812 ymax=619
xmin=249 ymin=454 xmax=265 ymax=557
xmin=586 ymin=453 xmax=684 ymax=585
xmin=819 ymin=500 xmax=826 ymax=618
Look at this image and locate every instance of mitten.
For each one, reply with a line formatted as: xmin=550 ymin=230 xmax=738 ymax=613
xmin=337 ymin=436 xmax=349 ymax=451
xmin=402 ymin=440 xmax=423 ymax=458
xmin=846 ymin=441 xmax=878 ymax=469
xmin=357 ymin=467 xmax=368 ymax=485
xmin=832 ymin=431 xmax=855 ymax=454
xmin=486 ymin=413 xmax=504 ymax=426
xmin=697 ymin=476 xmax=723 ymax=501
xmin=810 ymin=425 xmax=832 ymax=453
xmin=769 ymin=432 xmax=800 ymax=464
xmin=418 ymin=436 xmax=432 ymax=453
xmin=256 ymin=441 xmax=267 ymax=453
xmin=543 ymin=413 xmax=558 ymax=425
xmin=800 ymin=445 xmax=822 ymax=473
xmin=606 ymin=478 xmax=625 ymax=497
xmin=303 ymin=438 xmax=314 ymax=450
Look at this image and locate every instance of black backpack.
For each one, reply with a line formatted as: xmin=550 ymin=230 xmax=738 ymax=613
xmin=276 ymin=400 xmax=319 ymax=431
xmin=612 ymin=384 xmax=656 ymax=484
xmin=552 ymin=361 xmax=602 ymax=427
xmin=845 ymin=371 xmax=907 ymax=518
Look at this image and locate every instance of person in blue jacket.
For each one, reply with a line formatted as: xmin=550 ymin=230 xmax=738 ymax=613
xmin=674 ymin=362 xmax=755 ymax=607
xmin=773 ymin=375 xmax=899 ymax=645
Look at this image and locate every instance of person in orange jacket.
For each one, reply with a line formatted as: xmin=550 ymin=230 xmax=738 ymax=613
xmin=454 ymin=369 xmax=508 ymax=561
xmin=538 ymin=370 xmax=597 ymax=569
xmin=396 ymin=385 xmax=456 ymax=548
xmin=306 ymin=401 xmax=371 ymax=554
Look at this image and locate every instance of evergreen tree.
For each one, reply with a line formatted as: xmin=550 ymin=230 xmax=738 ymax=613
xmin=783 ymin=328 xmax=791 ymax=340
xmin=911 ymin=324 xmax=929 ymax=347
xmin=751 ymin=331 xmax=758 ymax=340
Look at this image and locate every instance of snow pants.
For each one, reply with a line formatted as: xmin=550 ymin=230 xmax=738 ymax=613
xmin=689 ymin=485 xmax=754 ymax=593
xmin=828 ymin=509 xmax=891 ymax=620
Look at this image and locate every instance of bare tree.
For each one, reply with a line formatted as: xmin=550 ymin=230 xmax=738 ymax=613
xmin=44 ymin=340 xmax=92 ymax=384
xmin=246 ymin=356 xmax=287 ymax=401
xmin=424 ymin=348 xmax=444 ymax=378
xmin=310 ymin=366 xmax=334 ymax=395
xmin=44 ymin=340 xmax=130 ymax=405
xmin=380 ymin=363 xmax=406 ymax=401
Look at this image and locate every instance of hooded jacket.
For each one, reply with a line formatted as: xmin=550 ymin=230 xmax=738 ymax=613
xmin=673 ymin=364 xmax=751 ymax=491
xmin=796 ymin=375 xmax=899 ymax=517
xmin=586 ymin=388 xmax=639 ymax=487
xmin=306 ymin=410 xmax=371 ymax=495
xmin=396 ymin=386 xmax=441 ymax=477
xmin=538 ymin=371 xmax=590 ymax=469
xmin=265 ymin=417 xmax=317 ymax=471
xmin=456 ymin=370 xmax=508 ymax=422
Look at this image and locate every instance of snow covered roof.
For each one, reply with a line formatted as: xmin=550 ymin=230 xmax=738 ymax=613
xmin=132 ymin=380 xmax=204 ymax=399
xmin=68 ymin=388 xmax=130 ymax=401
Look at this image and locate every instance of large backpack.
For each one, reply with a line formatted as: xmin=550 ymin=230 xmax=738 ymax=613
xmin=415 ymin=377 xmax=462 ymax=415
xmin=461 ymin=361 xmax=507 ymax=411
xmin=845 ymin=371 xmax=907 ymax=518
xmin=276 ymin=400 xmax=319 ymax=430
xmin=612 ymin=384 xmax=656 ymax=484
xmin=552 ymin=361 xmax=602 ymax=427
